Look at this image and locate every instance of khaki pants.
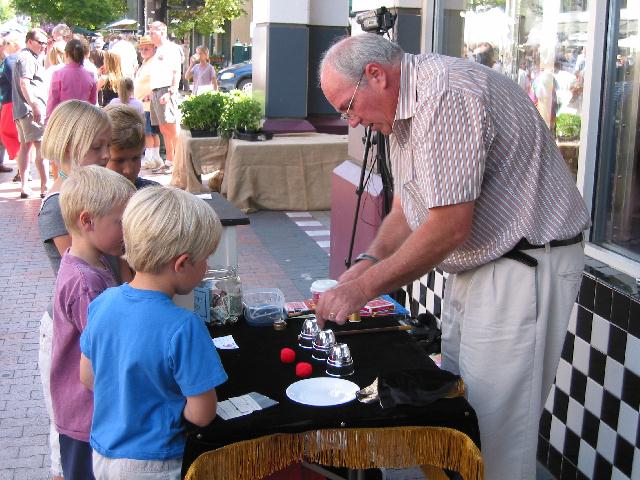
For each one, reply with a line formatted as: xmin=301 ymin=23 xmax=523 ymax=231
xmin=441 ymin=243 xmax=584 ymax=480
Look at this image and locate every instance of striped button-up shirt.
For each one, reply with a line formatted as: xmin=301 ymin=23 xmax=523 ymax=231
xmin=390 ymin=53 xmax=590 ymax=273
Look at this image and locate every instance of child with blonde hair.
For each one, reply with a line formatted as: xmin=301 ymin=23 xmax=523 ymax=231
xmin=81 ymin=186 xmax=227 ymax=479
xmin=104 ymin=103 xmax=158 ymax=189
xmin=108 ymin=77 xmax=144 ymax=115
xmin=38 ymin=100 xmax=114 ymax=480
xmin=53 ymin=166 xmax=136 ymax=479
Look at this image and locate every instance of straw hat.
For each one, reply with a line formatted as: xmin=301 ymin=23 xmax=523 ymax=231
xmin=138 ymin=35 xmax=153 ymax=48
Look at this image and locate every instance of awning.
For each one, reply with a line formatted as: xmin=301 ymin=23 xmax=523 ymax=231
xmin=105 ymin=18 xmax=138 ymax=30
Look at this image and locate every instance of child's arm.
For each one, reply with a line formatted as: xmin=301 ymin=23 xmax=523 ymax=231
xmin=184 ymin=388 xmax=218 ymax=427
xmin=80 ymin=354 xmax=94 ymax=391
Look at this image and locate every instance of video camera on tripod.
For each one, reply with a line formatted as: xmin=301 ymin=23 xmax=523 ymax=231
xmin=355 ymin=6 xmax=397 ymax=36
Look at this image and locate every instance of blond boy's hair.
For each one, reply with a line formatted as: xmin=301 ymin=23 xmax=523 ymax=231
xmin=123 ymin=186 xmax=221 ymax=273
xmin=60 ymin=165 xmax=136 ymax=235
xmin=42 ymin=100 xmax=111 ymax=170
xmin=104 ymin=104 xmax=144 ymax=151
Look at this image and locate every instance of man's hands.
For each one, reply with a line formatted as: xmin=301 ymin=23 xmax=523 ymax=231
xmin=316 ymin=277 xmax=370 ymax=328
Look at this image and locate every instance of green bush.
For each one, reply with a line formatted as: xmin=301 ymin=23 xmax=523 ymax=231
xmin=556 ymin=113 xmax=581 ymax=140
xmin=218 ymin=90 xmax=262 ymax=138
xmin=179 ymin=91 xmax=226 ymax=132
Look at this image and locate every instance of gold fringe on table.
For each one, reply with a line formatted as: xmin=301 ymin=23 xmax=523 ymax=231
xmin=185 ymin=426 xmax=483 ymax=480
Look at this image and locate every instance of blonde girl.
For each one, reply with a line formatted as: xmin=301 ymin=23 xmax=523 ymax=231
xmin=97 ymin=50 xmax=123 ymax=106
xmin=37 ymin=99 xmax=116 ymax=480
xmin=108 ymin=77 xmax=144 ymax=115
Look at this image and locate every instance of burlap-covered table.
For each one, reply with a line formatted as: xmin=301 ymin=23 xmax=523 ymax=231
xmin=171 ymin=130 xmax=229 ymax=193
xmin=221 ymin=133 xmax=348 ymax=212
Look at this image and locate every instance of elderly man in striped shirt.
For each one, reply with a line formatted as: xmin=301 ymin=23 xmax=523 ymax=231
xmin=316 ymin=33 xmax=590 ymax=480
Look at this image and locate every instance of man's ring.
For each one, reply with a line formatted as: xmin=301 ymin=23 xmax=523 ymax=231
xmin=328 ymin=312 xmax=336 ymax=320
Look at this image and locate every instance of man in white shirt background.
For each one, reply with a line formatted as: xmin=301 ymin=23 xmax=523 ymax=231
xmin=148 ymin=21 xmax=181 ymax=174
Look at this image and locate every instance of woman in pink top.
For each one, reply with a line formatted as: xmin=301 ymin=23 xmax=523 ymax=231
xmin=46 ymin=39 xmax=97 ymax=119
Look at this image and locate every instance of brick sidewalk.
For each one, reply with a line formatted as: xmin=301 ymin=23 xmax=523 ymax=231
xmin=0 ymin=186 xmax=54 ymax=479
xmin=0 ymin=166 xmax=329 ymax=479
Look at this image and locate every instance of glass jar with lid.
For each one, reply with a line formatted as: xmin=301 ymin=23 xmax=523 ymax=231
xmin=203 ymin=266 xmax=242 ymax=325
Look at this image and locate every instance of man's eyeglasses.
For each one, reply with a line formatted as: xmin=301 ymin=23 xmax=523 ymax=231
xmin=340 ymin=70 xmax=365 ymax=121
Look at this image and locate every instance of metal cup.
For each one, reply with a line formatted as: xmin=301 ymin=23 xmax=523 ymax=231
xmin=326 ymin=343 xmax=354 ymax=377
xmin=312 ymin=329 xmax=336 ymax=361
xmin=298 ymin=317 xmax=321 ymax=349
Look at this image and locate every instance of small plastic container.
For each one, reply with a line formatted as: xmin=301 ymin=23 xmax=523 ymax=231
xmin=310 ymin=279 xmax=338 ymax=303
xmin=243 ymin=288 xmax=285 ymax=326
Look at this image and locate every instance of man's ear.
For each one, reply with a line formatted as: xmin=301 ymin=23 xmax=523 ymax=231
xmin=78 ymin=211 xmax=94 ymax=232
xmin=174 ymin=253 xmax=190 ymax=273
xmin=364 ymin=62 xmax=388 ymax=89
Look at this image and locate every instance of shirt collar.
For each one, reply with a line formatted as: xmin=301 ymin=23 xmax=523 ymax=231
xmin=394 ymin=53 xmax=418 ymax=121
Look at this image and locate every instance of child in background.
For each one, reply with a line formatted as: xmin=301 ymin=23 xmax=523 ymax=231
xmin=80 ymin=186 xmax=227 ymax=479
xmin=52 ymin=166 xmax=136 ymax=479
xmin=108 ymin=77 xmax=144 ymax=115
xmin=38 ymin=99 xmax=114 ymax=480
xmin=104 ymin=103 xmax=159 ymax=189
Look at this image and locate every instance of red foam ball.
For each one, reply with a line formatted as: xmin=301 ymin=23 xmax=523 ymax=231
xmin=295 ymin=362 xmax=313 ymax=378
xmin=280 ymin=347 xmax=296 ymax=364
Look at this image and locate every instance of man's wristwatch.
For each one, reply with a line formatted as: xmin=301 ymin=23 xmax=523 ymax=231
xmin=353 ymin=253 xmax=379 ymax=264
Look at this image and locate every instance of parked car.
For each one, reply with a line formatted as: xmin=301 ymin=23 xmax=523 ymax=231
xmin=217 ymin=61 xmax=252 ymax=93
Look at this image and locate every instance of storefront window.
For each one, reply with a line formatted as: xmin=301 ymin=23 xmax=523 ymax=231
xmin=592 ymin=0 xmax=639 ymax=261
xmin=433 ymin=0 xmax=589 ymax=178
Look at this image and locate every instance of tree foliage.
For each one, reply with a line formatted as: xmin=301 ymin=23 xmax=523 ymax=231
xmin=169 ymin=0 xmax=246 ymax=38
xmin=12 ymin=0 xmax=126 ymax=30
xmin=0 ymin=0 xmax=15 ymax=22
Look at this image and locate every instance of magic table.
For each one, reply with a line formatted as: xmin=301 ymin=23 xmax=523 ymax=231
xmin=182 ymin=316 xmax=483 ymax=480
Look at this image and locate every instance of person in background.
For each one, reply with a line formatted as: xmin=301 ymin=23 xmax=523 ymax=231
xmin=47 ymin=39 xmax=97 ymax=120
xmin=13 ymin=28 xmax=49 ymax=198
xmin=89 ymin=34 xmax=105 ymax=71
xmin=38 ymin=100 xmax=118 ymax=480
xmin=0 ymin=33 xmax=21 ymax=173
xmin=52 ymin=165 xmax=135 ymax=480
xmin=109 ymin=33 xmax=138 ymax=79
xmin=148 ymin=21 xmax=181 ymax=174
xmin=43 ymin=40 xmax=66 ymax=180
xmin=80 ymin=185 xmax=227 ymax=480
xmin=0 ymin=36 xmax=8 ymax=173
xmin=104 ymin=103 xmax=158 ymax=189
xmin=185 ymin=45 xmax=218 ymax=95
xmin=108 ymin=77 xmax=143 ymax=115
xmin=316 ymin=33 xmax=589 ymax=480
xmin=51 ymin=23 xmax=72 ymax=44
xmin=133 ymin=35 xmax=162 ymax=170
xmin=97 ymin=50 xmax=123 ymax=107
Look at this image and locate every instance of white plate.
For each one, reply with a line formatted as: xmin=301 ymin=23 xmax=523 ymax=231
xmin=286 ymin=377 xmax=360 ymax=406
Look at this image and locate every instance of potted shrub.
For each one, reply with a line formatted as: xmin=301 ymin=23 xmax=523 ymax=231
xmin=219 ymin=90 xmax=272 ymax=141
xmin=180 ymin=91 xmax=226 ymax=137
xmin=555 ymin=113 xmax=581 ymax=141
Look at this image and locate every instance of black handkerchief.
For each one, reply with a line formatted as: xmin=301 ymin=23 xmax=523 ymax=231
xmin=377 ymin=366 xmax=462 ymax=409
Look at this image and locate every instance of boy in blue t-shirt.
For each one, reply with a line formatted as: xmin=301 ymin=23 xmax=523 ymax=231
xmin=80 ymin=186 xmax=227 ymax=479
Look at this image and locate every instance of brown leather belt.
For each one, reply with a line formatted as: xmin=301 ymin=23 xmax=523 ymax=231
xmin=513 ymin=233 xmax=583 ymax=251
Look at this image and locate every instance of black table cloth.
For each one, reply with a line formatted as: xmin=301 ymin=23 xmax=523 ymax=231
xmin=182 ymin=316 xmax=483 ymax=480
